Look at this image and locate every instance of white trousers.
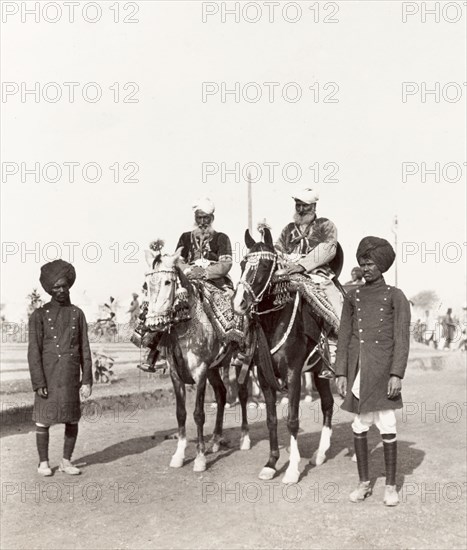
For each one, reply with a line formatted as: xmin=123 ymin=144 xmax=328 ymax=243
xmin=352 ymin=410 xmax=397 ymax=435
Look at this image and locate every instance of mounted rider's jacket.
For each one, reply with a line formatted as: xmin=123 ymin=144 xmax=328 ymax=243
xmin=275 ymin=216 xmax=343 ymax=324
xmin=275 ymin=217 xmax=338 ymax=276
xmin=176 ymin=230 xmax=233 ymax=289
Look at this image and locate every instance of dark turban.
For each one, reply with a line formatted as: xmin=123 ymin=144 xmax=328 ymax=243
xmin=356 ymin=236 xmax=395 ymax=273
xmin=40 ymin=260 xmax=76 ymax=294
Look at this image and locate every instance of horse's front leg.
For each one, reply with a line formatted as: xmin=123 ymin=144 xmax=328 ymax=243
xmin=235 ymin=364 xmax=251 ymax=451
xmin=311 ymin=370 xmax=334 ymax=466
xmin=169 ymin=368 xmax=187 ymax=468
xmin=257 ymin=367 xmax=278 ymax=480
xmin=282 ymin=365 xmax=302 ymax=484
xmin=207 ymin=367 xmax=226 ymax=453
xmin=193 ymin=368 xmax=208 ymax=472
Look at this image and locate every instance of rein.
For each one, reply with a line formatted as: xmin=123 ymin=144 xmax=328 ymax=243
xmin=269 ymin=291 xmax=300 ymax=355
xmin=238 ymin=248 xmax=299 ymax=356
xmin=145 ymin=266 xmax=190 ymax=330
xmin=237 ymin=250 xmax=277 ymax=306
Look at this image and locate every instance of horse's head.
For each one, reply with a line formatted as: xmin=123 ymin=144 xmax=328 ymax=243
xmin=144 ymin=247 xmax=185 ymax=329
xmin=233 ymin=228 xmax=277 ymax=315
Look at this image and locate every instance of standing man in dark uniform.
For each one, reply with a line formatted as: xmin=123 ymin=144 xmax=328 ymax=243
xmin=28 ymin=260 xmax=92 ymax=476
xmin=442 ymin=308 xmax=456 ymax=349
xmin=335 ymin=237 xmax=411 ymax=506
xmin=128 ymin=292 xmax=141 ymax=327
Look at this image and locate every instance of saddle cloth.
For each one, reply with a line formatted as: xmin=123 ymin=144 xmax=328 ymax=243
xmin=196 ymin=281 xmax=244 ymax=342
xmin=271 ymin=273 xmax=340 ymax=334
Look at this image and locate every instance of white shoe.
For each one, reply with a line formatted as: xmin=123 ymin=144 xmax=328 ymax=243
xmin=59 ymin=460 xmax=81 ymax=475
xmin=349 ymin=481 xmax=371 ymax=503
xmin=37 ymin=462 xmax=52 ymax=476
xmin=383 ymin=485 xmax=400 ymax=506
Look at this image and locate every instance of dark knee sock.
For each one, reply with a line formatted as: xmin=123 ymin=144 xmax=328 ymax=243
xmin=353 ymin=431 xmax=369 ymax=482
xmin=63 ymin=423 xmax=79 ymax=460
xmin=36 ymin=425 xmax=50 ymax=462
xmin=382 ymin=434 xmax=397 ymax=486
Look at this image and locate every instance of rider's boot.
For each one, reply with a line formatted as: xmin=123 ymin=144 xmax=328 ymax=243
xmin=318 ymin=338 xmax=337 ymax=380
xmin=137 ymin=332 xmax=165 ymax=373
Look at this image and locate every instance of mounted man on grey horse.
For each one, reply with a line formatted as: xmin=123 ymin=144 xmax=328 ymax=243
xmin=136 ymin=197 xmax=250 ymax=373
xmin=131 ymin=198 xmax=253 ymax=472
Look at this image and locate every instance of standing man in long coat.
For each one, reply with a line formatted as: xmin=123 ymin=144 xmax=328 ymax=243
xmin=28 ymin=260 xmax=92 ymax=476
xmin=335 ymin=237 xmax=411 ymax=506
xmin=442 ymin=308 xmax=456 ymax=349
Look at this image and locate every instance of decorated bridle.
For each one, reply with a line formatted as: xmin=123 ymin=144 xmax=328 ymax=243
xmin=144 ymin=262 xmax=190 ymax=329
xmin=237 ymin=249 xmax=277 ymax=307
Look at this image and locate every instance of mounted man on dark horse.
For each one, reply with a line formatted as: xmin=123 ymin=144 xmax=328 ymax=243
xmin=273 ymin=186 xmax=344 ymax=378
xmin=232 ymin=186 xmax=346 ymax=482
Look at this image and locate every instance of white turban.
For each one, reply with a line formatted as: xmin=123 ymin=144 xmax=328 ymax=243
xmin=192 ymin=197 xmax=215 ymax=215
xmin=292 ymin=188 xmax=319 ymax=205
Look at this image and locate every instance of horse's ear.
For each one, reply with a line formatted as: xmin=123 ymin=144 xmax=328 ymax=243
xmin=262 ymin=227 xmax=273 ymax=248
xmin=145 ymin=249 xmax=156 ymax=268
xmin=245 ymin=229 xmax=256 ymax=249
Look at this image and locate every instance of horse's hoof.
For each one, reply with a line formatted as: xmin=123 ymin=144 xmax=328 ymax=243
xmin=282 ymin=469 xmax=300 ymax=484
xmin=169 ymin=455 xmax=184 ymax=468
xmin=240 ymin=434 xmax=251 ymax=451
xmin=258 ymin=467 xmax=276 ymax=481
xmin=311 ymin=451 xmax=327 ymax=466
xmin=193 ymin=456 xmax=207 ymax=472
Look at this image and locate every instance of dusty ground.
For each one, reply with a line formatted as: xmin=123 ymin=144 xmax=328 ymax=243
xmin=0 ymin=351 xmax=466 ymax=550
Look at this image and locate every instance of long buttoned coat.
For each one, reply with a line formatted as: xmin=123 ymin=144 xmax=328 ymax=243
xmin=334 ymin=278 xmax=411 ymax=414
xmin=28 ymin=299 xmax=93 ymax=424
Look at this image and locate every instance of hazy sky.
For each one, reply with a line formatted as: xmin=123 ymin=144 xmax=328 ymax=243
xmin=1 ymin=1 xmax=466 ymax=322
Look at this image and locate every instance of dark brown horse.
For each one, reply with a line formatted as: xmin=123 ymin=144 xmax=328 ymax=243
xmin=232 ymin=228 xmax=335 ymax=483
xmin=144 ymin=248 xmax=251 ymax=472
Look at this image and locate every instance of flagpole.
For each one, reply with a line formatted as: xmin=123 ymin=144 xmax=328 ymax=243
xmin=392 ymin=215 xmax=398 ymax=287
xmin=247 ymin=172 xmax=253 ymax=233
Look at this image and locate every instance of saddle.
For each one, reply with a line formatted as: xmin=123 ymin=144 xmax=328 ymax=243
xmin=270 ymin=273 xmax=340 ymax=332
xmin=271 ymin=242 xmax=345 ymax=334
xmin=196 ymin=280 xmax=245 ymax=343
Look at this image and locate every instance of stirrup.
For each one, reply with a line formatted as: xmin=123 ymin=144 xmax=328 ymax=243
xmin=230 ymin=351 xmax=247 ymax=368
xmin=137 ymin=362 xmax=165 ymax=373
xmin=318 ymin=365 xmax=335 ymax=380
